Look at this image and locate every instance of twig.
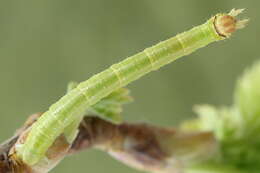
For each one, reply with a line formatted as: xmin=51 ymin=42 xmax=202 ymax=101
xmin=0 ymin=113 xmax=217 ymax=173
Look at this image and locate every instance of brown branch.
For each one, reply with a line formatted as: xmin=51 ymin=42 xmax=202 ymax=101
xmin=0 ymin=113 xmax=217 ymax=173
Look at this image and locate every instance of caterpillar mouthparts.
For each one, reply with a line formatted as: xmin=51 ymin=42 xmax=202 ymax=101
xmin=214 ymin=8 xmax=249 ymax=37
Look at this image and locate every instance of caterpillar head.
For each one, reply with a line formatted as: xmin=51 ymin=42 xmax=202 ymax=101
xmin=215 ymin=9 xmax=249 ymax=37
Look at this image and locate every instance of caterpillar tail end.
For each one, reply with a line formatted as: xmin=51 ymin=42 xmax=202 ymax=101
xmin=215 ymin=8 xmax=249 ymax=38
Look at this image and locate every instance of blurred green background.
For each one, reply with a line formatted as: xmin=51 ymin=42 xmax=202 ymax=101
xmin=0 ymin=0 xmax=258 ymax=172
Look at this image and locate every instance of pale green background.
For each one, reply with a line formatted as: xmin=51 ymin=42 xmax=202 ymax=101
xmin=0 ymin=0 xmax=258 ymax=172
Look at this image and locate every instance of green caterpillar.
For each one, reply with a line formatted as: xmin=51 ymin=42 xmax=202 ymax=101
xmin=16 ymin=9 xmax=247 ymax=165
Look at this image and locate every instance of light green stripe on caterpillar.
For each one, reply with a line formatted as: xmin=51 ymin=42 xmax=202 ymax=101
xmin=16 ymin=10 xmax=247 ymax=165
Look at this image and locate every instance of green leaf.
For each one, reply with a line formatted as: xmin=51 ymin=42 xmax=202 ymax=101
xmin=88 ymin=87 xmax=133 ymax=123
xmin=181 ymin=105 xmax=219 ymax=132
xmin=235 ymin=61 xmax=260 ymax=127
xmin=181 ymin=61 xmax=260 ymax=170
xmin=67 ymin=81 xmax=133 ymax=124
